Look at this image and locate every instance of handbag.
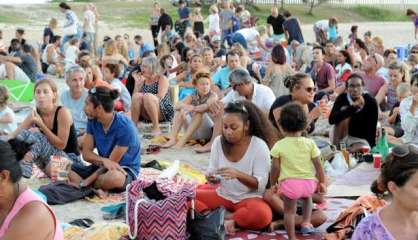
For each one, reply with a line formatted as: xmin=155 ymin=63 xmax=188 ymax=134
xmin=126 ymin=178 xmax=195 ymax=240
xmin=62 ymin=23 xmax=77 ymax=36
xmin=187 ymin=207 xmax=226 ymax=240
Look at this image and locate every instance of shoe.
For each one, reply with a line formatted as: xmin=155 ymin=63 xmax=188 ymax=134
xmin=300 ymin=224 xmax=315 ymax=235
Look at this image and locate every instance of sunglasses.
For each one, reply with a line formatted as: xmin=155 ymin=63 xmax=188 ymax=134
xmin=304 ymin=87 xmax=316 ymax=93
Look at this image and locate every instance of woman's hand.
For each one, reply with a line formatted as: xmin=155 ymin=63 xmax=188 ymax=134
xmin=132 ymin=71 xmax=144 ymax=84
xmin=217 ymin=168 xmax=241 ymax=180
xmin=31 ymin=110 xmax=45 ymax=128
xmin=309 ymin=106 xmax=322 ymax=120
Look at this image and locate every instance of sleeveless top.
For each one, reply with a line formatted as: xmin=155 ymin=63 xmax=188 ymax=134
xmin=42 ymin=44 xmax=58 ymax=64
xmin=51 ymin=106 xmax=79 ymax=155
xmin=0 ymin=188 xmax=63 ymax=240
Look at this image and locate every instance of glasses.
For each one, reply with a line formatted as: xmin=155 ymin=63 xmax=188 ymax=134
xmin=304 ymin=87 xmax=316 ymax=93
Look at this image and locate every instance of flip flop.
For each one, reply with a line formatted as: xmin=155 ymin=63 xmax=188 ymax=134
xmin=69 ymin=218 xmax=94 ymax=228
xmin=300 ymin=223 xmax=315 ymax=235
xmin=146 ymin=145 xmax=161 ymax=155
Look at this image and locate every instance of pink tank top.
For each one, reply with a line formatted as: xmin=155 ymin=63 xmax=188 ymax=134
xmin=0 ymin=188 xmax=63 ymax=240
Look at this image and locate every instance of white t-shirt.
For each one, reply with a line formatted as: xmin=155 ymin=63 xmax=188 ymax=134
xmin=65 ymin=45 xmax=79 ymax=65
xmin=84 ymin=10 xmax=95 ymax=33
xmin=315 ymin=20 xmax=329 ymax=31
xmin=236 ymin=28 xmax=259 ymax=42
xmin=208 ymin=14 xmax=220 ymax=33
xmin=0 ymin=106 xmax=17 ymax=134
xmin=208 ymin=136 xmax=270 ymax=203
xmin=222 ymin=83 xmax=275 ymax=113
xmin=0 ymin=64 xmax=30 ymax=82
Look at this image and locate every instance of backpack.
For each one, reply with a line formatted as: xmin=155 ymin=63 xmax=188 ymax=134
xmin=325 ymin=195 xmax=386 ymax=240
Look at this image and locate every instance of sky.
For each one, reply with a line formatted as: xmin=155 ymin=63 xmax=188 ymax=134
xmin=0 ymin=0 xmax=48 ymax=4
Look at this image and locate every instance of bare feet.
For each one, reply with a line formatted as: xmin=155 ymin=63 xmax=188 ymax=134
xmin=268 ymin=219 xmax=284 ymax=232
xmin=194 ymin=142 xmax=212 ymax=153
xmin=160 ymin=138 xmax=177 ymax=148
xmin=224 ymin=219 xmax=236 ymax=236
xmin=93 ymin=189 xmax=108 ymax=199
xmin=173 ymin=143 xmax=185 ymax=150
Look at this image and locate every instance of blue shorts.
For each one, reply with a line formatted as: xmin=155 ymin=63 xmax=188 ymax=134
xmin=71 ymin=163 xmax=137 ymax=192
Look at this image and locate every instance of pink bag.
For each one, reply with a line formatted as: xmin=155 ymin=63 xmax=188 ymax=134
xmin=126 ymin=178 xmax=195 ymax=240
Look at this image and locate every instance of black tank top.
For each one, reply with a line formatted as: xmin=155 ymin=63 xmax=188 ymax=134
xmin=51 ymin=106 xmax=80 ymax=155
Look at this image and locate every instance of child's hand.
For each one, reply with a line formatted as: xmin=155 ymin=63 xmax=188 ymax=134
xmin=317 ymin=182 xmax=327 ymax=194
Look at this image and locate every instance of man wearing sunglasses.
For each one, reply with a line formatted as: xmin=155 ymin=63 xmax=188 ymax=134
xmin=329 ymin=73 xmax=378 ymax=151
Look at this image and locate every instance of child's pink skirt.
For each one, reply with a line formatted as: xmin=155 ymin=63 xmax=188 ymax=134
xmin=279 ymin=179 xmax=317 ymax=200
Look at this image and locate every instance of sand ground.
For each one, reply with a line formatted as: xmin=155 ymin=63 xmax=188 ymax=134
xmin=3 ymin=13 xmax=411 ymax=229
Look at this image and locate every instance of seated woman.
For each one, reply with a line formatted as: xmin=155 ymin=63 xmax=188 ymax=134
xmin=262 ymin=44 xmax=294 ymax=97
xmin=101 ymin=39 xmax=129 ymax=76
xmin=77 ymin=51 xmax=102 ymax=89
xmin=8 ymin=79 xmax=79 ymax=177
xmin=352 ymin=144 xmax=418 ymax=239
xmin=329 ymin=73 xmax=378 ymax=151
xmin=196 ymin=100 xmax=277 ymax=234
xmin=399 ymin=74 xmax=418 ymax=145
xmin=41 ymin=35 xmax=63 ymax=77
xmin=385 ymin=61 xmax=410 ymax=111
xmin=269 ymin=73 xmax=325 ymax=138
xmin=0 ymin=141 xmax=63 ymax=240
xmin=162 ymin=70 xmax=217 ymax=149
xmin=172 ymin=54 xmax=203 ymax=101
xmin=202 ymin=47 xmax=222 ymax=73
xmin=131 ymin=56 xmax=174 ymax=136
xmin=384 ymin=82 xmax=409 ymax=139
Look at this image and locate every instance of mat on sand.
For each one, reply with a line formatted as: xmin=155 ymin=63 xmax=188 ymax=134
xmin=327 ymin=163 xmax=379 ymax=197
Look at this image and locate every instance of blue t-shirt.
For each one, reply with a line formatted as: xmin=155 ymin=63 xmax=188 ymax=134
xmin=86 ymin=113 xmax=141 ymax=174
xmin=178 ymin=7 xmax=190 ymax=20
xmin=328 ymin=26 xmax=337 ymax=41
xmin=60 ymin=89 xmax=88 ymax=132
xmin=212 ymin=67 xmax=232 ymax=90
xmin=231 ymin=16 xmax=240 ymax=33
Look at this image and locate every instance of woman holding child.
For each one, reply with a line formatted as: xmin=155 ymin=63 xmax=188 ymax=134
xmin=8 ymin=79 xmax=79 ymax=177
xmin=195 ymin=100 xmax=277 ymax=234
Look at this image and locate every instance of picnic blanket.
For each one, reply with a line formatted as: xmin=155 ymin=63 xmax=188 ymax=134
xmin=327 ymin=163 xmax=379 ymax=197
xmin=0 ymin=79 xmax=34 ymax=103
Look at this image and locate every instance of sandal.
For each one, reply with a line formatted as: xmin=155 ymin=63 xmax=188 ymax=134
xmin=146 ymin=145 xmax=161 ymax=155
xmin=300 ymin=223 xmax=315 ymax=235
xmin=69 ymin=218 xmax=94 ymax=228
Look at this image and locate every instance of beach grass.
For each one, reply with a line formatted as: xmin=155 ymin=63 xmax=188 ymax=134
xmin=0 ymin=0 xmax=412 ymax=26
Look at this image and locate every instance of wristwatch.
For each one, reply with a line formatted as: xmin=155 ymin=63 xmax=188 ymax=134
xmin=79 ymin=180 xmax=86 ymax=188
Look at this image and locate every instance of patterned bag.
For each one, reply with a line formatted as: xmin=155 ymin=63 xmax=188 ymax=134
xmin=126 ymin=178 xmax=195 ymax=240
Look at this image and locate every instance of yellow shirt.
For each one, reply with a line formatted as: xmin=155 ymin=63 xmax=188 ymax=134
xmin=271 ymin=136 xmax=320 ymax=181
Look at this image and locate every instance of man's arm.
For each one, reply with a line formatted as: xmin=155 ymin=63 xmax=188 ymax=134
xmin=0 ymin=55 xmax=22 ymax=64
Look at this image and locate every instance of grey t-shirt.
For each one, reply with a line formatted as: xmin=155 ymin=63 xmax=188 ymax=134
xmin=219 ymin=9 xmax=234 ymax=31
xmin=14 ymin=51 xmax=37 ymax=81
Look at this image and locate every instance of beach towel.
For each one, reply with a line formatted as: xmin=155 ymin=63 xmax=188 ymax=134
xmin=64 ymin=222 xmax=129 ymax=240
xmin=0 ymin=79 xmax=34 ymax=103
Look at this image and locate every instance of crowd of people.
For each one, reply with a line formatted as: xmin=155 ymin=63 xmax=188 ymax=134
xmin=0 ymin=0 xmax=418 ymax=239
